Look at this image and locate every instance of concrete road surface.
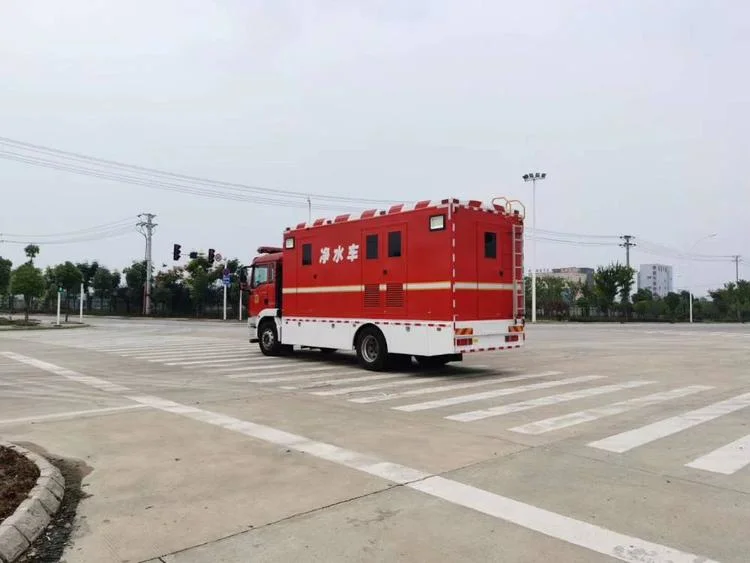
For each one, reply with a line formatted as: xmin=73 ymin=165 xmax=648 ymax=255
xmin=1 ymin=318 xmax=749 ymax=562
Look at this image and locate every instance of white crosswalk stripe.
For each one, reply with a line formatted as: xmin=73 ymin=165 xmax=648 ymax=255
xmin=349 ymin=371 xmax=563 ymax=404
xmin=510 ymin=385 xmax=713 ymax=435
xmin=685 ymin=433 xmax=750 ymax=475
xmin=587 ymin=391 xmax=750 ymax=452
xmin=393 ymin=375 xmax=606 ymax=412
xmin=445 ymin=380 xmax=656 ymax=422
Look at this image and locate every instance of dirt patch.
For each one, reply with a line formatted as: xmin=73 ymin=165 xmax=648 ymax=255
xmin=0 ymin=445 xmax=40 ymax=522
xmin=16 ymin=452 xmax=92 ymax=563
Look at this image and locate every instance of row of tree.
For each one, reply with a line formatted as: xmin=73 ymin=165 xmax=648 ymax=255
xmin=0 ymin=245 xmax=246 ymax=321
xmin=1 ymin=248 xmax=747 ymax=322
xmin=527 ymin=262 xmax=750 ymax=322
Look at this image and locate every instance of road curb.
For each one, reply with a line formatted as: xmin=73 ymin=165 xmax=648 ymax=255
xmin=0 ymin=442 xmax=65 ymax=563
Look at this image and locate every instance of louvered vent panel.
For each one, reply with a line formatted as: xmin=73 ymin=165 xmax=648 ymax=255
xmin=364 ymin=284 xmax=380 ymax=308
xmin=386 ymin=283 xmax=405 ymax=308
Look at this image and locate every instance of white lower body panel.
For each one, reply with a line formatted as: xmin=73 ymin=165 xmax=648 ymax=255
xmin=258 ymin=316 xmax=524 ymax=357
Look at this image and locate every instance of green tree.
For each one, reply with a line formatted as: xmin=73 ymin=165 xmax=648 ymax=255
xmin=593 ymin=265 xmax=620 ymax=317
xmin=185 ymin=257 xmax=211 ymax=315
xmin=76 ymin=261 xmax=99 ymax=311
xmin=92 ymin=267 xmax=120 ymax=313
xmin=11 ymin=262 xmax=45 ymax=321
xmin=48 ymin=262 xmax=84 ymax=321
xmin=123 ymin=261 xmax=149 ymax=314
xmin=0 ymin=257 xmax=12 ymax=316
xmin=24 ymin=244 xmax=40 ymax=263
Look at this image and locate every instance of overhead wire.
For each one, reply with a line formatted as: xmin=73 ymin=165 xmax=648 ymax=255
xmin=0 ymin=136 xmax=406 ymax=208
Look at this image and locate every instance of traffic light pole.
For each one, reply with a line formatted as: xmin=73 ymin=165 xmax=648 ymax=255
xmin=223 ymin=259 xmax=228 ymax=321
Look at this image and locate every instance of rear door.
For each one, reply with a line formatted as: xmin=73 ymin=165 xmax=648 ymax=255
xmin=475 ymin=221 xmax=506 ymax=319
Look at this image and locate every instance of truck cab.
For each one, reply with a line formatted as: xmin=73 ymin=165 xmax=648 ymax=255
xmin=244 ymin=247 xmax=283 ymax=343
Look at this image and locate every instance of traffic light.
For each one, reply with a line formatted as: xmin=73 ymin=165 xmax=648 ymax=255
xmin=173 ymin=243 xmax=181 ymax=261
xmin=207 ymin=248 xmax=215 ymax=264
xmin=188 ymin=251 xmax=198 ymax=259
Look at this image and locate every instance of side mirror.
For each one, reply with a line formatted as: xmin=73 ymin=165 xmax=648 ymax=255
xmin=238 ymin=266 xmax=249 ymax=290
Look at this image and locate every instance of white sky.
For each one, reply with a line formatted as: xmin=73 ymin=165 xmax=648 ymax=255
xmin=1 ymin=0 xmax=748 ymax=295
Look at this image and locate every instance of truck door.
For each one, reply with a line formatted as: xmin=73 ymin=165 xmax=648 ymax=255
xmin=250 ymin=263 xmax=275 ymax=316
xmin=361 ymin=229 xmax=382 ymax=315
xmin=475 ymin=222 xmax=507 ymax=319
xmin=383 ymin=224 xmax=407 ymax=315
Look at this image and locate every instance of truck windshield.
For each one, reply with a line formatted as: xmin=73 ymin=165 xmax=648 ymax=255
xmin=251 ymin=264 xmax=272 ymax=288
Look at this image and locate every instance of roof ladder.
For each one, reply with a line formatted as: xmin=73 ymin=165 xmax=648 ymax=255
xmin=512 ymin=224 xmax=525 ymax=319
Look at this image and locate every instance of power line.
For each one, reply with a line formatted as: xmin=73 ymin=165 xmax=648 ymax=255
xmin=0 ymin=136 xmax=406 ymax=208
xmin=0 ymin=217 xmax=134 ymax=238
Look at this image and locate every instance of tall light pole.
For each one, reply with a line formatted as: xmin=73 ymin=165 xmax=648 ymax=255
xmin=687 ymin=233 xmax=717 ymax=323
xmin=522 ymin=172 xmax=546 ymax=323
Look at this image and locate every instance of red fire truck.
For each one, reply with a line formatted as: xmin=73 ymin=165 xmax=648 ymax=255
xmin=240 ymin=197 xmax=526 ymax=371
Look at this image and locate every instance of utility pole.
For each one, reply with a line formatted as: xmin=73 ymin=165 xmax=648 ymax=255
xmin=736 ymin=255 xmax=741 ymax=283
xmin=619 ymin=235 xmax=636 ymax=268
xmin=136 ymin=213 xmax=157 ymax=316
xmin=619 ymin=235 xmax=636 ymax=321
xmin=522 ymin=172 xmax=547 ymax=323
xmin=307 ymin=196 xmax=312 ymax=223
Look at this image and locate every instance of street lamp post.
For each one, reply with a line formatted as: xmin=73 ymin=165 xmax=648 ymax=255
xmin=522 ymin=172 xmax=547 ymax=323
xmin=687 ymin=233 xmax=717 ymax=323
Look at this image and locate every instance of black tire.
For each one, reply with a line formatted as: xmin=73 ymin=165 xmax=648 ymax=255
xmin=258 ymin=320 xmax=282 ymax=356
xmin=355 ymin=326 xmax=388 ymax=371
xmin=415 ymin=355 xmax=449 ymax=369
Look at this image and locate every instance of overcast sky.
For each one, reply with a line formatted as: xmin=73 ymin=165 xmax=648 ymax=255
xmin=1 ymin=0 xmax=748 ymax=295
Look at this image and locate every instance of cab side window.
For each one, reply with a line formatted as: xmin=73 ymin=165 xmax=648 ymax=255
xmin=251 ymin=265 xmax=272 ymax=288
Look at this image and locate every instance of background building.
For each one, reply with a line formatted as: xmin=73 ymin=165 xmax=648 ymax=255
xmin=638 ymin=263 xmax=673 ymax=297
xmin=535 ymin=267 xmax=594 ymax=286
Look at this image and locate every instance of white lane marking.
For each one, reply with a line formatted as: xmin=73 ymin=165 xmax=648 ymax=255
xmin=310 ymin=375 xmax=457 ymax=397
xmin=1 ymin=352 xmax=721 ymax=563
xmin=446 ymin=381 xmax=656 ymax=422
xmin=394 ymin=375 xmax=606 ymax=413
xmin=166 ymin=357 xmax=260 ymax=367
xmin=147 ymin=353 xmax=261 ymax=363
xmin=139 ymin=349 xmax=253 ymax=361
xmin=223 ymin=363 xmax=310 ymax=377
xmin=511 ymin=385 xmax=714 ymax=435
xmin=685 ymin=433 xmax=750 ymax=475
xmin=1 ymin=352 xmax=130 ymax=393
xmin=0 ymin=405 xmax=147 ymax=425
xmin=588 ymin=391 xmax=750 ymax=453
xmin=280 ymin=372 xmax=403 ymax=390
xmin=216 ymin=361 xmax=310 ymax=373
xmin=101 ymin=342 xmax=230 ymax=353
xmin=251 ymin=370 xmax=363 ymax=384
xmin=406 ymin=476 xmax=714 ymax=563
xmin=350 ymin=371 xmax=563 ymax=404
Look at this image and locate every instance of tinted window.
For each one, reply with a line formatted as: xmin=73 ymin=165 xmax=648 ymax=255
xmin=388 ymin=231 xmax=402 ymax=258
xmin=366 ymin=234 xmax=378 ymax=259
xmin=484 ymin=232 xmax=497 ymax=258
xmin=302 ymin=243 xmax=312 ymax=265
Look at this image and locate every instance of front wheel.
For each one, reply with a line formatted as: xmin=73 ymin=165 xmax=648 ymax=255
xmin=258 ymin=320 xmax=282 ymax=356
xmin=355 ymin=327 xmax=388 ymax=371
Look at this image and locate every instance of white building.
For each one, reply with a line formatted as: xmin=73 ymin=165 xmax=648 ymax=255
xmin=638 ymin=263 xmax=673 ymax=297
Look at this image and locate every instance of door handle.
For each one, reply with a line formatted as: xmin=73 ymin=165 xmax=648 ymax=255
xmin=264 ymin=298 xmax=269 ymax=305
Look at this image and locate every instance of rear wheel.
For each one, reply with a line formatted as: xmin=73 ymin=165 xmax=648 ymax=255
xmin=355 ymin=326 xmax=388 ymax=371
xmin=258 ymin=320 xmax=282 ymax=356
